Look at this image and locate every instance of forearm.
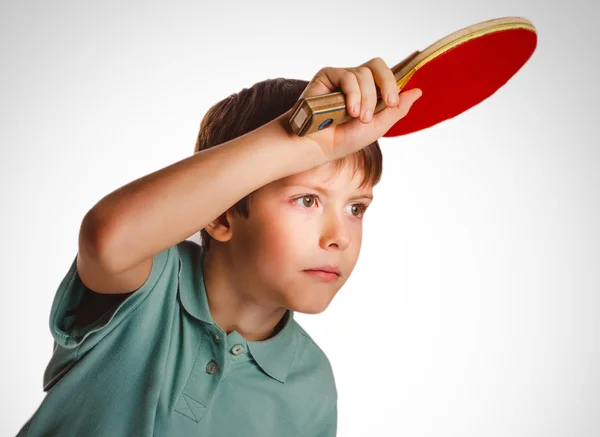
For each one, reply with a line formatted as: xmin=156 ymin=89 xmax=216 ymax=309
xmin=82 ymin=109 xmax=325 ymax=273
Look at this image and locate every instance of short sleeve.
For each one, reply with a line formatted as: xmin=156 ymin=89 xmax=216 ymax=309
xmin=42 ymin=245 xmax=177 ymax=392
xmin=48 ymin=246 xmax=172 ymax=351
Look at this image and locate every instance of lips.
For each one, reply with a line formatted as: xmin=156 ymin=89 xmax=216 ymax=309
xmin=305 ymin=266 xmax=340 ymax=276
xmin=304 ymin=266 xmax=341 ymax=282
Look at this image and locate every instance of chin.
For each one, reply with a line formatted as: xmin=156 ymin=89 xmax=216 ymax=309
xmin=280 ymin=277 xmax=339 ymax=314
xmin=288 ymin=296 xmax=332 ymax=315
xmin=292 ymin=305 xmax=327 ymax=315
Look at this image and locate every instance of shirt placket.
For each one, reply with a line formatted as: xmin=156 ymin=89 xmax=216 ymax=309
xmin=174 ymin=324 xmax=251 ymax=423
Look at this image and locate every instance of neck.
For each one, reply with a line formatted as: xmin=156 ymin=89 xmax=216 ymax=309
xmin=202 ymin=245 xmax=288 ymax=342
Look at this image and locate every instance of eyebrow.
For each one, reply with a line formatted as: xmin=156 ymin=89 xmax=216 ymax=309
xmin=283 ymin=183 xmax=373 ymax=201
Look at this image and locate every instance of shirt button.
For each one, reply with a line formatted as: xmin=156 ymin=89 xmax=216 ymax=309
xmin=231 ymin=344 xmax=245 ymax=355
xmin=206 ymin=360 xmax=219 ymax=374
xmin=213 ymin=333 xmax=220 ymax=343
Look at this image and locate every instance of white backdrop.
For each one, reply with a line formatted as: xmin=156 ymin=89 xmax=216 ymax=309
xmin=2 ymin=0 xmax=599 ymax=436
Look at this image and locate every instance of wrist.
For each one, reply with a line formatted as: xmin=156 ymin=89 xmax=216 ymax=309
xmin=273 ymin=109 xmax=330 ymax=169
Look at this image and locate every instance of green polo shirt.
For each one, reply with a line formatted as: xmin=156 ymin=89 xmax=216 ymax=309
xmin=17 ymin=240 xmax=337 ymax=436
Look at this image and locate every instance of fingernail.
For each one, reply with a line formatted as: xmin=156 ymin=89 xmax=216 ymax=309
xmin=387 ymin=92 xmax=398 ymax=105
xmin=363 ymin=109 xmax=372 ymax=122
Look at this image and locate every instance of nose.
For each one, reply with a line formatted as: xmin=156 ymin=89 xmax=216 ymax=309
xmin=319 ymin=210 xmax=350 ymax=250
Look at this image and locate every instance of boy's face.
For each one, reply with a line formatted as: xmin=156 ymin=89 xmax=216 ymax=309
xmin=213 ymin=159 xmax=374 ymax=315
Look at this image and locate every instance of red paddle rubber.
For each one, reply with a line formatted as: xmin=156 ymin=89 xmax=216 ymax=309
xmin=384 ymin=27 xmax=537 ymax=137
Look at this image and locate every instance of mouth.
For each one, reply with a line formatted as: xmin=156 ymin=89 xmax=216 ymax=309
xmin=303 ymin=270 xmax=340 ymax=282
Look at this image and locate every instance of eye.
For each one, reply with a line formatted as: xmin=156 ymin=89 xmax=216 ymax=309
xmin=294 ymin=194 xmax=318 ymax=208
xmin=345 ymin=202 xmax=368 ymax=218
xmin=293 ymin=195 xmax=368 ymax=218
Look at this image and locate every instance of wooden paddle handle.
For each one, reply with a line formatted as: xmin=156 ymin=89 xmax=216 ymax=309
xmin=288 ymin=50 xmax=420 ymax=136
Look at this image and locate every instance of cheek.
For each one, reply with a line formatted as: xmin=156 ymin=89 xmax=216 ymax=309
xmin=259 ymin=215 xmax=297 ymax=261
xmin=254 ymin=205 xmax=310 ymax=268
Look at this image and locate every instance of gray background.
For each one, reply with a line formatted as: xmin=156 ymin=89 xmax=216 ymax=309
xmin=2 ymin=0 xmax=598 ymax=435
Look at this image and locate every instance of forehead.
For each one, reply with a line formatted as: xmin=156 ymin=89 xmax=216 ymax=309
xmin=273 ymin=160 xmax=371 ymax=193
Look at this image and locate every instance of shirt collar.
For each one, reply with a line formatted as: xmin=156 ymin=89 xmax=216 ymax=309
xmin=176 ymin=241 xmax=298 ymax=383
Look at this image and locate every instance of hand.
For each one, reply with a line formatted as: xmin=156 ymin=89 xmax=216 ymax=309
xmin=297 ymin=57 xmax=422 ymax=162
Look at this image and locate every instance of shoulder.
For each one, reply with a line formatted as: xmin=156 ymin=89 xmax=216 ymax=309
xmin=287 ymin=320 xmax=338 ymax=430
xmin=176 ymin=239 xmax=204 ymax=263
xmin=293 ymin=322 xmax=331 ymax=365
xmin=289 ymin=320 xmax=336 ymax=390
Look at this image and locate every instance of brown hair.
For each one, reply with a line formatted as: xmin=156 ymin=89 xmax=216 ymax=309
xmin=194 ymin=77 xmax=383 ymax=252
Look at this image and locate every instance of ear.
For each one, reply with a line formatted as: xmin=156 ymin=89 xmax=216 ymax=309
xmin=204 ymin=208 xmax=235 ymax=243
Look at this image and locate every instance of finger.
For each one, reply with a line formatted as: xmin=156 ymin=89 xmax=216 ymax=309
xmin=398 ymin=88 xmax=422 ymax=112
xmin=389 ymin=88 xmax=423 ymax=119
xmin=349 ymin=66 xmax=377 ymax=123
xmin=338 ymin=70 xmax=362 ymax=118
xmin=298 ymin=67 xmax=333 ymax=100
xmin=370 ymin=88 xmax=423 ymax=135
xmin=310 ymin=67 xmax=362 ymax=118
xmin=361 ymin=57 xmax=399 ymax=108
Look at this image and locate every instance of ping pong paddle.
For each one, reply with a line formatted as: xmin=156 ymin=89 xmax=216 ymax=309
xmin=288 ymin=16 xmax=537 ymax=137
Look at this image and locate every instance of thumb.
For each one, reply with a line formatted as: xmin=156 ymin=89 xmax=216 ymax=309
xmin=392 ymin=88 xmax=423 ymax=117
xmin=370 ymin=88 xmax=422 ymax=135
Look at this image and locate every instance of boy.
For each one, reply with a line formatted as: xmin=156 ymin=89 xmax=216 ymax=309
xmin=17 ymin=58 xmax=422 ymax=436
